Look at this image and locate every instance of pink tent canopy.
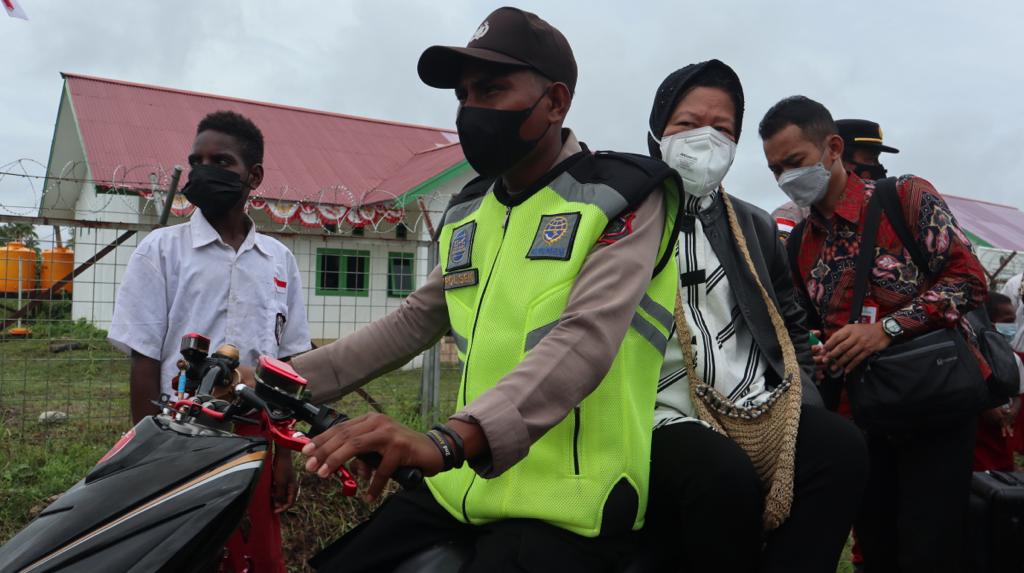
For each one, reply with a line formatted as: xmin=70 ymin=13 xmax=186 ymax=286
xmin=944 ymin=195 xmax=1024 ymax=251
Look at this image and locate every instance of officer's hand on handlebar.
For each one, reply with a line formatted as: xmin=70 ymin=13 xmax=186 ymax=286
xmin=301 ymin=412 xmax=444 ymax=502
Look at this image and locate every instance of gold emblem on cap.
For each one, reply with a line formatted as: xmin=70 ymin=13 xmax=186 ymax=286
xmin=472 ymin=21 xmax=489 ymax=41
xmin=878 ymin=127 xmax=884 ymax=140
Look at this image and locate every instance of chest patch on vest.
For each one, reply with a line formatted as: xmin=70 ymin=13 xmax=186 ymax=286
xmin=443 ymin=268 xmax=479 ymax=290
xmin=446 ymin=221 xmax=476 ymax=271
xmin=527 ymin=212 xmax=582 ymax=260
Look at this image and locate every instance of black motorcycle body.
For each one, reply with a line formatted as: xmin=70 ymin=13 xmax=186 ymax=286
xmin=0 ymin=415 xmax=267 ymax=573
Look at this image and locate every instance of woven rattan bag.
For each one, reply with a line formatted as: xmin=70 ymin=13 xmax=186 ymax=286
xmin=673 ymin=191 xmax=803 ymax=531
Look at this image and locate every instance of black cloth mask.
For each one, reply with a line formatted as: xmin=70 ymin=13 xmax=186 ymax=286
xmin=182 ymin=164 xmax=248 ymax=219
xmin=456 ymin=91 xmax=551 ymax=177
xmin=852 ymin=161 xmax=887 ymax=181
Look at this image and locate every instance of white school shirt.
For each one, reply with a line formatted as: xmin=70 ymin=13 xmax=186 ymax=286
xmin=1000 ymin=273 xmax=1024 ymax=353
xmin=654 ymin=192 xmax=773 ymax=429
xmin=108 ymin=211 xmax=312 ymax=395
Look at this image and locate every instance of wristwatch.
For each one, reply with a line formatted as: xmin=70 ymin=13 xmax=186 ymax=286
xmin=881 ymin=316 xmax=903 ymax=339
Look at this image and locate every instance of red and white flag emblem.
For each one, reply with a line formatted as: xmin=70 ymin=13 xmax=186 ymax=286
xmin=2 ymin=0 xmax=28 ymax=20
xmin=776 ymin=217 xmax=796 ymax=235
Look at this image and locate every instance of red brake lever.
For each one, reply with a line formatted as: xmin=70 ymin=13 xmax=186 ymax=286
xmin=170 ymin=399 xmax=226 ymax=420
xmin=261 ymin=411 xmax=358 ymax=496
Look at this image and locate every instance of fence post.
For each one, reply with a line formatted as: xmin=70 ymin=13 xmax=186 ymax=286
xmin=419 ymin=242 xmax=441 ymax=427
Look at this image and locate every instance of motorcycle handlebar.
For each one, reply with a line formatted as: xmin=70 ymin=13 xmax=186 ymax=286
xmin=319 ymin=407 xmax=424 ymax=491
xmin=234 ymin=384 xmax=423 ymax=491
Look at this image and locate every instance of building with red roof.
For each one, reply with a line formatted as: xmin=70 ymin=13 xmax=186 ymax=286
xmin=40 ymin=73 xmax=471 ymax=340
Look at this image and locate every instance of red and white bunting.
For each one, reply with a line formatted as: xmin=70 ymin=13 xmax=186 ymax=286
xmin=170 ymin=193 xmax=195 ymax=217
xmin=2 ymin=0 xmax=28 ymax=20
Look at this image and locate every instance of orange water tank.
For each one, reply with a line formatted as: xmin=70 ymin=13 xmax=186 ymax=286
xmin=0 ymin=242 xmax=36 ymax=293
xmin=41 ymin=246 xmax=74 ymax=294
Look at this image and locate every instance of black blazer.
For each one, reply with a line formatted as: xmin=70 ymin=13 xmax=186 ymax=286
xmin=692 ymin=193 xmax=824 ymax=407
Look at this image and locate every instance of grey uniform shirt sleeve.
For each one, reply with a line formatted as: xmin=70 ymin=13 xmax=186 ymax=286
xmin=452 ymin=189 xmax=666 ymax=477
xmin=293 ymin=266 xmax=450 ymax=404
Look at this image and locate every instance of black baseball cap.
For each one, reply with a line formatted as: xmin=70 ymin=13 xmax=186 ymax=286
xmin=417 ymin=7 xmax=578 ymax=93
xmin=836 ymin=119 xmax=899 ymax=153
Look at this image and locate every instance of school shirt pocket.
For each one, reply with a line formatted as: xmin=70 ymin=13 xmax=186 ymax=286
xmin=268 ymin=269 xmax=290 ymax=348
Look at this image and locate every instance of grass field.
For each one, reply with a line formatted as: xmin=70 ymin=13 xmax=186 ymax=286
xmin=0 ymin=321 xmax=463 ymax=572
xmin=0 ymin=322 xmax=861 ymax=572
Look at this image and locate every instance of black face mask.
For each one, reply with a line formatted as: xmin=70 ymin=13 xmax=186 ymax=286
xmin=456 ymin=91 xmax=552 ymax=177
xmin=852 ymin=161 xmax=887 ymax=181
xmin=182 ymin=164 xmax=248 ymax=219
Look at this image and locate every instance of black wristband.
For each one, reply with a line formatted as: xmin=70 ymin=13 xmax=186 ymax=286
xmin=425 ymin=429 xmax=455 ymax=471
xmin=432 ymin=424 xmax=465 ymax=468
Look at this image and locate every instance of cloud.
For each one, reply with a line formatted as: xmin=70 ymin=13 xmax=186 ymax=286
xmin=2 ymin=0 xmax=1021 ymax=213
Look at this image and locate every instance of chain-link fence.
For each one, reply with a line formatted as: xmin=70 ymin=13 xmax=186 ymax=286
xmin=0 ymin=141 xmax=473 ymax=555
xmin=0 ymin=206 xmax=461 ymax=447
xmin=0 ymin=149 xmax=481 ymax=451
xmin=0 ymin=204 xmax=470 ymax=560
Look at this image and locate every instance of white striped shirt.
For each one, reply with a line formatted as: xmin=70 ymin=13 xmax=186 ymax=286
xmin=654 ymin=192 xmax=773 ymax=429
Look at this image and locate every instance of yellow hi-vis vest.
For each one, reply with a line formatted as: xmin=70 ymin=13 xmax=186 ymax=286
xmin=428 ymin=151 xmax=681 ymax=537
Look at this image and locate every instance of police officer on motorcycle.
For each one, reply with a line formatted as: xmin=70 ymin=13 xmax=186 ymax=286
xmin=289 ymin=7 xmax=682 ymax=572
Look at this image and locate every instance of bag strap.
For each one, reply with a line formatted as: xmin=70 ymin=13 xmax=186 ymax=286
xmin=785 ymin=220 xmax=823 ymax=331
xmin=785 ymin=220 xmax=806 ymax=281
xmin=848 ymin=191 xmax=885 ymax=324
xmin=874 ymin=177 xmax=935 ymax=280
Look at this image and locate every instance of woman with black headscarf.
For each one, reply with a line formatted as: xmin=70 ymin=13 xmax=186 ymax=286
xmin=643 ymin=60 xmax=868 ymax=572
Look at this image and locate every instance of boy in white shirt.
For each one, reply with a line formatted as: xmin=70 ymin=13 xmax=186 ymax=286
xmin=109 ymin=111 xmax=312 ymax=521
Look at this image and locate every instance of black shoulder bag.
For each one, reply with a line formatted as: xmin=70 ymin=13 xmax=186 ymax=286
xmin=871 ymin=179 xmax=1020 ymax=407
xmin=846 ymin=179 xmax=987 ymax=434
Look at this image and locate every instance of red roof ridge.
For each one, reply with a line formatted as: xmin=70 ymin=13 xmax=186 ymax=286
xmin=412 ymin=141 xmax=462 ymax=156
xmin=60 ymin=71 xmax=457 ymax=135
xmin=944 ymin=193 xmax=1021 ymax=211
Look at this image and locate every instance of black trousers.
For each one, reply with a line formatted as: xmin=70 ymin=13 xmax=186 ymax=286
xmin=855 ymin=416 xmax=977 ymax=573
xmin=309 ymin=485 xmax=637 ymax=573
xmin=645 ymin=406 xmax=869 ymax=573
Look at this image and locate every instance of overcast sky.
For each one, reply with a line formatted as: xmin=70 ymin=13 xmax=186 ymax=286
xmin=2 ymin=0 xmax=1022 ymax=215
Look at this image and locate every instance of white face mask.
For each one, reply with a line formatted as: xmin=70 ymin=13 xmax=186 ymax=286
xmin=655 ymin=126 xmax=736 ymax=198
xmin=777 ymin=148 xmax=834 ymax=208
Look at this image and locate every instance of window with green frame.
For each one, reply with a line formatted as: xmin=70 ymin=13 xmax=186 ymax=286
xmin=387 ymin=252 xmax=415 ymax=297
xmin=317 ymin=248 xmax=370 ymax=296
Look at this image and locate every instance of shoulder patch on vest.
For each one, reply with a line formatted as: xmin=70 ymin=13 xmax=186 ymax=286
xmin=446 ymin=221 xmax=476 ymax=271
xmin=566 ymin=151 xmax=683 ymax=277
xmin=435 ymin=176 xmax=495 ymax=239
xmin=528 ymin=212 xmax=581 ymax=260
xmin=569 ymin=151 xmax=679 ymax=212
xmin=599 ymin=209 xmax=637 ymax=245
xmin=443 ymin=268 xmax=479 ymax=290
xmin=450 ymin=174 xmax=496 ymax=206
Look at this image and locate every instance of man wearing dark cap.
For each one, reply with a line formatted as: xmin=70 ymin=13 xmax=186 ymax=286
xmin=837 ymin=119 xmax=899 ymax=181
xmin=291 ymin=7 xmax=682 ymax=572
